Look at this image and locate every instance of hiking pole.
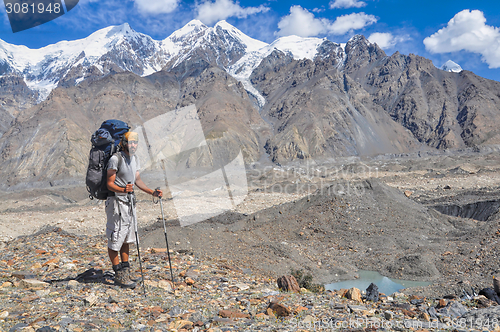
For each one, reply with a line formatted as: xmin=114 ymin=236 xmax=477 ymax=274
xmin=129 ymin=182 xmax=147 ymax=296
xmin=156 ymin=187 xmax=175 ymax=283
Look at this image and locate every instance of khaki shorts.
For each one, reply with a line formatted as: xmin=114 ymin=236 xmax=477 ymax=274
xmin=105 ymin=196 xmax=137 ymax=251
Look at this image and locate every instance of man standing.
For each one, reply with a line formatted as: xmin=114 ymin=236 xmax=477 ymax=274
xmin=106 ymin=131 xmax=162 ymax=288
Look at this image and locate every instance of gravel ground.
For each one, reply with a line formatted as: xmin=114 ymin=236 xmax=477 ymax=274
xmin=2 ymin=151 xmax=500 ymax=330
xmin=1 ymin=227 xmax=500 ymax=332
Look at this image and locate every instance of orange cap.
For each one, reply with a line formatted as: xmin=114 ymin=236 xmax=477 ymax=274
xmin=123 ymin=131 xmax=138 ymax=142
xmin=121 ymin=131 xmax=139 ymax=149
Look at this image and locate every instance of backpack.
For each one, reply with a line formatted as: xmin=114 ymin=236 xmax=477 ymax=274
xmin=86 ymin=120 xmax=130 ymax=200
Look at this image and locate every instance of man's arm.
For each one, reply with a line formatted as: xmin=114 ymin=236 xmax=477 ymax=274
xmin=135 ymin=171 xmax=162 ymax=197
xmin=107 ymin=169 xmax=133 ymax=193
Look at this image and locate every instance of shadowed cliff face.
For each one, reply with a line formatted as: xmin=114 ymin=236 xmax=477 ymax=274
xmin=250 ymin=47 xmax=421 ymax=163
xmin=249 ymin=36 xmax=500 ymax=162
xmin=0 ymin=74 xmax=38 ymax=121
xmin=0 ymin=107 xmax=14 ymax=139
xmin=1 ymin=35 xmax=500 ymax=188
xmin=356 ymin=51 xmax=500 ymax=149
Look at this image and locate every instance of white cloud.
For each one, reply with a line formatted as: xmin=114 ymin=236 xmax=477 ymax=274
xmin=327 ymin=12 xmax=377 ymax=35
xmin=276 ymin=5 xmax=326 ymax=37
xmin=195 ymin=0 xmax=270 ymax=25
xmin=368 ymin=32 xmax=394 ymax=48
xmin=424 ymin=9 xmax=500 ymax=68
xmin=329 ymin=0 xmax=367 ymax=9
xmin=276 ymin=6 xmax=376 ymax=37
xmin=134 ymin=0 xmax=180 ymax=15
xmin=368 ymin=32 xmax=410 ymax=49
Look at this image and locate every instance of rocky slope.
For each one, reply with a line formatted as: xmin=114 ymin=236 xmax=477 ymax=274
xmin=2 ymin=153 xmax=500 ymax=330
xmin=0 ymin=63 xmax=266 ymax=188
xmin=354 ymin=47 xmax=500 ymax=149
xmin=251 ymin=48 xmax=422 ymax=163
xmin=252 ymin=35 xmax=500 ymax=161
xmin=2 ymin=227 xmax=500 ymax=332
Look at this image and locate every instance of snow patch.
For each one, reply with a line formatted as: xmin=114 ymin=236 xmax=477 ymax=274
xmin=440 ymin=60 xmax=463 ymax=73
xmin=270 ymin=36 xmax=324 ymax=60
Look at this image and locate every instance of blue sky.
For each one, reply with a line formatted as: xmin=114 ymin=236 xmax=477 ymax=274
xmin=1 ymin=0 xmax=500 ymax=81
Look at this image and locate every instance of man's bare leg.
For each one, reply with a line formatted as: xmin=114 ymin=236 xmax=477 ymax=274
xmin=108 ymin=248 xmax=120 ymax=266
xmin=120 ymin=243 xmax=129 ymax=263
xmin=108 ymin=243 xmax=129 ymax=265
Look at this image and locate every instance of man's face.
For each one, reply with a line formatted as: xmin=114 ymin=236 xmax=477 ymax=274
xmin=126 ymin=140 xmax=138 ymax=155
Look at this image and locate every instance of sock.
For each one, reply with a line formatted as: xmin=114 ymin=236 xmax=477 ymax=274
xmin=112 ymin=263 xmax=122 ymax=272
xmin=121 ymin=261 xmax=130 ymax=268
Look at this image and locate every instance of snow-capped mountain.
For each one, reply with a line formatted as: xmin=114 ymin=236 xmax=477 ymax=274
xmin=440 ymin=60 xmax=463 ymax=73
xmin=226 ymin=35 xmax=343 ymax=106
xmin=0 ymin=23 xmax=165 ymax=101
xmin=162 ymin=20 xmax=268 ymax=69
xmin=0 ymin=20 xmax=339 ymax=104
xmin=3 ymin=19 xmax=500 ymax=190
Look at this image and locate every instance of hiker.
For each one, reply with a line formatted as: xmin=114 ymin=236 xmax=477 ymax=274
xmin=106 ymin=131 xmax=162 ymax=288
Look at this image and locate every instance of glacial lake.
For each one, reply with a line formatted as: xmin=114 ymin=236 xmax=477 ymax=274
xmin=325 ymin=270 xmax=431 ymax=295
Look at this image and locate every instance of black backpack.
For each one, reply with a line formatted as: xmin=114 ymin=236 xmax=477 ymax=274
xmin=86 ymin=120 xmax=130 ymax=200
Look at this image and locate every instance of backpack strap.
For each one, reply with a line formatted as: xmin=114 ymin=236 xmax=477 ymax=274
xmin=112 ymin=151 xmax=124 ymax=170
xmin=111 ymin=151 xmax=137 ymax=185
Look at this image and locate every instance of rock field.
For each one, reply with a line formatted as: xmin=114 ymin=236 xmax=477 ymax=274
xmin=2 ymin=150 xmax=500 ymax=331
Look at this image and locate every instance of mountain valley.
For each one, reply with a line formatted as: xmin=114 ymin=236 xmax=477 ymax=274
xmin=1 ymin=20 xmax=500 ymax=309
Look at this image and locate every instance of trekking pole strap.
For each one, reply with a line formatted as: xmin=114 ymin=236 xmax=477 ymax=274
xmin=152 ymin=187 xmax=160 ymax=204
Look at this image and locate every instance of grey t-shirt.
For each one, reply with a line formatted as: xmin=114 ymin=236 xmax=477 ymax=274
xmin=107 ymin=151 xmax=140 ymax=202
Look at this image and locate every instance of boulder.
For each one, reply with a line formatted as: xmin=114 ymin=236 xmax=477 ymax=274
xmin=84 ymin=293 xmax=99 ymax=307
xmin=277 ymin=275 xmax=300 ymax=293
xmin=169 ymin=320 xmax=193 ymax=330
xmin=474 ymin=295 xmax=498 ymax=308
xmin=461 ymin=305 xmax=500 ymax=328
xmin=267 ymin=302 xmax=291 ymax=317
xmin=158 ymin=279 xmax=174 ymax=293
xmin=345 ymin=287 xmax=362 ymax=302
xmin=185 ymin=269 xmax=200 ymax=280
xmin=494 ymin=276 xmax=500 ymax=295
xmin=427 ymin=306 xmax=438 ymax=318
xmin=66 ymin=280 xmax=79 ymax=289
xmin=365 ymin=283 xmax=379 ymax=302
xmin=438 ymin=301 xmax=468 ymax=318
xmin=11 ymin=271 xmax=36 ymax=280
xmin=437 ymin=299 xmax=447 ymax=308
xmin=479 ymin=288 xmax=500 ymax=305
xmin=218 ymin=310 xmax=250 ymax=319
xmin=348 ymin=305 xmax=370 ymax=314
xmin=20 ymin=279 xmax=49 ymax=289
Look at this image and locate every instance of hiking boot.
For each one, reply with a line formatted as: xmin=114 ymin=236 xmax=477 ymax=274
xmin=122 ymin=265 xmax=142 ymax=283
xmin=114 ymin=268 xmax=136 ymax=289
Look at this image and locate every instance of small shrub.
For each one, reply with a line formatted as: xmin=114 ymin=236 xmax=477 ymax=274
xmin=290 ymin=268 xmax=325 ymax=293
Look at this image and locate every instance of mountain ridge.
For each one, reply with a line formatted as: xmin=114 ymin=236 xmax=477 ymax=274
xmin=0 ymin=21 xmax=363 ymax=104
xmin=0 ymin=21 xmax=467 ymax=110
xmin=0 ymin=21 xmax=499 ymax=189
